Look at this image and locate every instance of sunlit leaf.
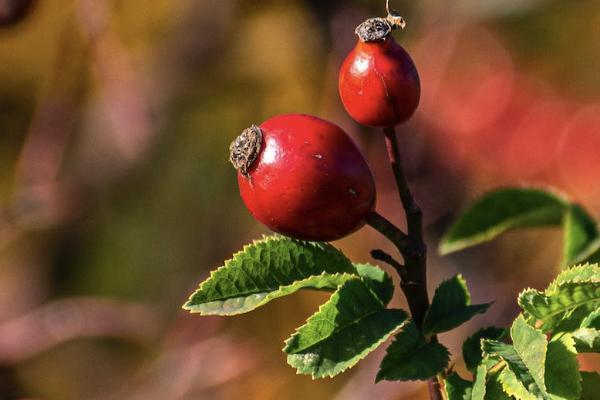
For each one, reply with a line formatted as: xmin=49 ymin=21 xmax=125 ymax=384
xmin=376 ymin=322 xmax=449 ymax=382
xmin=519 ymin=282 xmax=600 ymax=330
xmin=183 ymin=235 xmax=356 ymax=315
xmin=463 ymin=326 xmax=507 ymax=372
xmin=444 ymin=373 xmax=472 ymax=400
xmin=284 ymin=279 xmax=407 ymax=378
xmin=483 ymin=316 xmax=550 ymax=399
xmin=563 ymin=205 xmax=598 ymax=266
xmin=423 ymin=274 xmax=491 ymax=336
xmin=545 ymin=334 xmax=581 ymax=399
xmin=439 ymin=188 xmax=567 ymax=255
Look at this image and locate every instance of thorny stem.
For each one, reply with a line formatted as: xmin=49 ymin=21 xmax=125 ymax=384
xmin=367 ymin=127 xmax=442 ymax=400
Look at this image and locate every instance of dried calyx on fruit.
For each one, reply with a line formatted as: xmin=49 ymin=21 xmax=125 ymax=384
xmin=230 ymin=114 xmax=376 ymax=242
xmin=354 ymin=0 xmax=406 ymax=42
xmin=339 ymin=0 xmax=420 ymax=127
xmin=229 ymin=125 xmax=262 ymax=178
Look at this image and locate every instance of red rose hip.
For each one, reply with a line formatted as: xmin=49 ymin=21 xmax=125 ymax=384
xmin=339 ymin=15 xmax=420 ymax=127
xmin=230 ymin=114 xmax=376 ymax=241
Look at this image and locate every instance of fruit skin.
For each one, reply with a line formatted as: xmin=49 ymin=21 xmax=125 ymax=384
xmin=0 ymin=0 xmax=35 ymax=27
xmin=339 ymin=36 xmax=420 ymax=128
xmin=234 ymin=114 xmax=376 ymax=241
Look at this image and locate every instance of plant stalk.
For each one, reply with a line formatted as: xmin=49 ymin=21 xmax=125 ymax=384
xmin=367 ymin=127 xmax=442 ymax=400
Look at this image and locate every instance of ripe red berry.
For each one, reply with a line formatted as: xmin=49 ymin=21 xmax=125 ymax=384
xmin=339 ymin=17 xmax=420 ymax=128
xmin=0 ymin=0 xmax=35 ymax=27
xmin=230 ymin=114 xmax=376 ymax=241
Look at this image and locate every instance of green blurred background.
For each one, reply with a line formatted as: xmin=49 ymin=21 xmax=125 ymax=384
xmin=0 ymin=0 xmax=598 ymax=399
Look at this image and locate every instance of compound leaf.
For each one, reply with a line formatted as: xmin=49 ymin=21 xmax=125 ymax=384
xmin=183 ymin=235 xmax=356 ymax=315
xmin=463 ymin=326 xmax=507 ymax=372
xmin=440 ymin=188 xmax=567 ymax=255
xmin=423 ymin=274 xmax=491 ymax=336
xmin=377 ymin=322 xmax=450 ymax=382
xmin=284 ymin=278 xmax=407 ymax=378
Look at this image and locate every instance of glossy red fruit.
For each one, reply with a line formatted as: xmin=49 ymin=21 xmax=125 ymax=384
xmin=339 ymin=18 xmax=420 ymax=128
xmin=230 ymin=114 xmax=376 ymax=241
xmin=0 ymin=0 xmax=35 ymax=27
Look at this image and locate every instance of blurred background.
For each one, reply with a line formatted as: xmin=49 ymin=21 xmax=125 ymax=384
xmin=0 ymin=0 xmax=598 ymax=399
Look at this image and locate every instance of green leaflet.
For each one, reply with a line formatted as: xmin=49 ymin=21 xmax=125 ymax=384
xmin=581 ymin=372 xmax=600 ymax=400
xmin=545 ymin=334 xmax=581 ymax=399
xmin=580 ymin=306 xmax=600 ymax=329
xmin=284 ymin=278 xmax=407 ymax=378
xmin=486 ymin=366 xmax=513 ymax=400
xmin=183 ymin=235 xmax=356 ymax=315
xmin=518 ymin=282 xmax=600 ymax=329
xmin=562 ymin=205 xmax=599 ymax=267
xmin=498 ymin=366 xmax=538 ymax=400
xmin=572 ymin=328 xmax=600 ymax=352
xmin=423 ymin=274 xmax=491 ymax=336
xmin=546 ymin=263 xmax=600 ymax=294
xmin=354 ymin=263 xmax=394 ymax=306
xmin=483 ymin=316 xmax=550 ymax=399
xmin=472 ymin=364 xmax=487 ymax=400
xmin=439 ymin=187 xmax=567 ymax=255
xmin=463 ymin=326 xmax=507 ymax=372
xmin=376 ymin=322 xmax=450 ymax=382
xmin=444 ymin=373 xmax=473 ymax=400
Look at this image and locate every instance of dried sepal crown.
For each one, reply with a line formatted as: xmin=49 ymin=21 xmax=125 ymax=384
xmin=229 ymin=124 xmax=263 ymax=177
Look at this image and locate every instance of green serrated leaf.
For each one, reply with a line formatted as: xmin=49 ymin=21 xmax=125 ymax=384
xmin=581 ymin=372 xmax=600 ymax=400
xmin=486 ymin=365 xmax=513 ymax=400
xmin=482 ymin=316 xmax=550 ymax=399
xmin=423 ymin=274 xmax=491 ymax=336
xmin=546 ymin=263 xmax=600 ymax=294
xmin=580 ymin=306 xmax=600 ymax=329
xmin=545 ymin=334 xmax=581 ymax=399
xmin=562 ymin=205 xmax=599 ymax=267
xmin=284 ymin=279 xmax=408 ymax=378
xmin=463 ymin=326 xmax=507 ymax=372
xmin=444 ymin=373 xmax=473 ymax=400
xmin=519 ymin=282 xmax=600 ymax=330
xmin=183 ymin=235 xmax=356 ymax=315
xmin=439 ymin=188 xmax=567 ymax=255
xmin=510 ymin=316 xmax=548 ymax=397
xmin=552 ymin=305 xmax=597 ymax=335
xmin=376 ymin=322 xmax=450 ymax=382
xmin=472 ymin=364 xmax=487 ymax=400
xmin=498 ymin=366 xmax=538 ymax=400
xmin=572 ymin=328 xmax=600 ymax=352
xmin=354 ymin=263 xmax=394 ymax=306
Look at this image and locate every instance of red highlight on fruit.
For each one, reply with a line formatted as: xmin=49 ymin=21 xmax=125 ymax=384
xmin=230 ymin=114 xmax=376 ymax=241
xmin=339 ymin=17 xmax=420 ymax=128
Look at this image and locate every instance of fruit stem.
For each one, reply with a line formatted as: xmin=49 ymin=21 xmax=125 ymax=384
xmin=373 ymin=126 xmax=442 ymax=400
